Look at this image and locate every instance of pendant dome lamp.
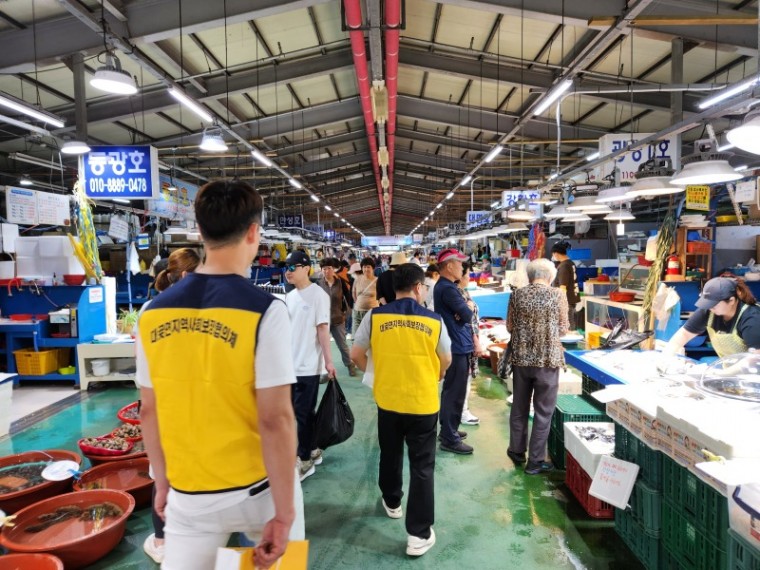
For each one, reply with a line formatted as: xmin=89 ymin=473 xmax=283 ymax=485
xmin=625 ymin=158 xmax=682 ymax=198
xmin=61 ymin=140 xmax=91 ymax=155
xmin=565 ymin=195 xmax=612 ymax=214
xmin=561 ymin=212 xmax=592 ymax=222
xmin=669 ymin=137 xmax=742 ymax=186
xmin=595 ymin=185 xmax=631 ymax=203
xmin=726 ymin=110 xmax=760 ymax=154
xmin=544 ymin=204 xmax=569 ymax=219
xmin=90 ymin=52 xmax=138 ymax=95
xmin=199 ymin=126 xmax=228 ymax=152
xmin=604 ymin=208 xmax=635 ymax=221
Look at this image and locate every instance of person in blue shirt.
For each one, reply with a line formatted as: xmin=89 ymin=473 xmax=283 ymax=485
xmin=433 ymin=248 xmax=475 ymax=454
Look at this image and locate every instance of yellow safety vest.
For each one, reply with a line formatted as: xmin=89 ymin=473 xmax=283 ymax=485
xmin=707 ymin=304 xmax=749 ymax=358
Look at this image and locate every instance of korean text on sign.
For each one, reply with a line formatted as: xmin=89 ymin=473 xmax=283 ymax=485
xmin=83 ymin=145 xmax=159 ymax=200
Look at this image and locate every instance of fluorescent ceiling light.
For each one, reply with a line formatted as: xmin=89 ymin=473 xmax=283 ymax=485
xmin=534 ymin=79 xmax=573 ymax=116
xmin=436 ymin=203 xmax=443 ymax=209
xmin=490 ymin=200 xmax=500 ymax=208
xmin=698 ymin=76 xmax=758 ymax=110
xmin=111 ymin=198 xmax=131 ymax=204
xmin=10 ymin=152 xmax=63 ymax=171
xmin=446 ymin=191 xmax=454 ymax=200
xmin=0 ymin=113 xmax=51 ymax=135
xmin=324 ymin=205 xmax=332 ymax=211
xmin=288 ymin=178 xmax=303 ymax=189
xmin=462 ymin=175 xmax=472 ymax=185
xmin=90 ymin=53 xmax=137 ymax=95
xmin=169 ymin=88 xmax=213 ymax=122
xmin=19 ymin=176 xmax=33 ymax=186
xmin=251 ymin=148 xmax=273 ymax=167
xmin=669 ymin=160 xmax=743 ymax=185
xmin=61 ymin=140 xmax=91 ymax=155
xmin=333 ymin=213 xmax=339 ymax=218
xmin=199 ymin=128 xmax=227 ymax=152
xmin=548 ymin=173 xmax=558 ymax=181
xmin=310 ymin=194 xmax=320 ymax=202
xmin=0 ymin=92 xmax=65 ymax=128
xmin=586 ymin=151 xmax=600 ymax=162
xmin=484 ymin=145 xmax=503 ymax=163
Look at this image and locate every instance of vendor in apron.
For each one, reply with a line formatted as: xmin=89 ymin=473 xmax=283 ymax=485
xmin=662 ymin=277 xmax=760 ymax=359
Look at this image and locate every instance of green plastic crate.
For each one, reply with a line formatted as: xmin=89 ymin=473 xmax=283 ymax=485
xmin=551 ymin=394 xmax=610 ymax=436
xmin=662 ymin=498 xmax=728 ymax=570
xmin=629 ymin=479 xmax=662 ymax=534
xmin=615 ymin=508 xmax=661 ymax=570
xmin=662 ymin=455 xmax=729 ymax=550
xmin=614 ymin=423 xmax=664 ymax=490
xmin=581 ymin=373 xmax=605 ymax=397
xmin=548 ymin=427 xmax=565 ymax=470
xmin=728 ymin=529 xmax=760 ymax=570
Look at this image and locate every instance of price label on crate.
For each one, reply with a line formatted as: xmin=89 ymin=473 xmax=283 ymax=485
xmin=589 ymin=454 xmax=639 ymax=509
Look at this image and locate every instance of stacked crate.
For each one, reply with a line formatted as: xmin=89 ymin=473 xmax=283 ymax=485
xmin=548 ymin=394 xmax=609 ymax=471
xmin=613 ymin=424 xmax=664 ymax=570
xmin=563 ymin=422 xmax=615 ymax=519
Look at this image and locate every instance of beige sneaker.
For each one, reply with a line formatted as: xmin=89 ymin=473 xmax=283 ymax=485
xmin=298 ymin=458 xmax=316 ymax=481
xmin=310 ymin=448 xmax=323 ymax=465
xmin=407 ymin=528 xmax=436 ymax=556
xmin=143 ymin=533 xmax=165 ymax=564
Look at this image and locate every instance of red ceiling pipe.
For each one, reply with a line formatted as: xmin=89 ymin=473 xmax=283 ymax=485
xmin=384 ymin=0 xmax=401 ymax=229
xmin=344 ymin=0 xmax=387 ymax=228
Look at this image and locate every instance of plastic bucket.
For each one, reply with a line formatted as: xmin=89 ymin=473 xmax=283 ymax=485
xmin=91 ymin=359 xmax=111 ymax=377
xmin=587 ymin=332 xmax=602 ymax=349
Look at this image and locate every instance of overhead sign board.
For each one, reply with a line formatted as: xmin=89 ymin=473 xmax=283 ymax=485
xmin=501 ymin=189 xmax=541 ymax=208
xmin=466 ymin=210 xmax=491 ymax=228
xmin=277 ymin=214 xmax=304 ymax=228
xmin=147 ymin=174 xmax=199 ymax=220
xmin=685 ymin=185 xmax=711 ymax=211
xmin=597 ymin=133 xmax=677 ymax=182
xmin=361 ymin=235 xmax=412 ymax=247
xmin=83 ymin=145 xmax=159 ymax=200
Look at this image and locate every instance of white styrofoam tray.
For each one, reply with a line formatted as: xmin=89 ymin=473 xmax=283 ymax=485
xmin=563 ymin=422 xmax=616 ymax=478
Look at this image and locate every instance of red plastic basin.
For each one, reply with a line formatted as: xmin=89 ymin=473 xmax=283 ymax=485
xmin=0 ymin=553 xmax=64 ymax=570
xmin=0 ymin=489 xmax=135 ymax=569
xmin=0 ymin=450 xmax=81 ymax=514
xmin=73 ymin=457 xmax=153 ymax=508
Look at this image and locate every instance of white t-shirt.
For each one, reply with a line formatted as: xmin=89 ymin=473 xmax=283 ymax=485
xmin=136 ymin=299 xmax=296 ymax=515
xmin=286 ymin=283 xmax=331 ymax=376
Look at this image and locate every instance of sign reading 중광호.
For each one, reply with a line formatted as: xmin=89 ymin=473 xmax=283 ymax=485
xmin=685 ymin=185 xmax=711 ymax=211
xmin=596 ymin=133 xmax=677 ymax=182
xmin=83 ymin=145 xmax=159 ymax=200
xmin=277 ymin=214 xmax=304 ymax=228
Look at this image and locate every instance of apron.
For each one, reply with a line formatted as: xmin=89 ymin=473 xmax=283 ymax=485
xmin=706 ymin=304 xmax=749 ymax=358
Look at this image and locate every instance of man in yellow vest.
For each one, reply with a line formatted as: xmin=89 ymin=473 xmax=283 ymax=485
xmin=350 ymin=263 xmax=452 ymax=557
xmin=138 ymin=180 xmax=304 ymax=570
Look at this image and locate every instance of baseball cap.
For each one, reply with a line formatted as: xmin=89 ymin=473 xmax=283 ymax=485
xmin=437 ymin=248 xmax=468 ymax=264
xmin=349 ymin=262 xmax=362 ymax=273
xmin=283 ymin=250 xmax=310 ymax=267
xmin=695 ymin=277 xmax=737 ymax=310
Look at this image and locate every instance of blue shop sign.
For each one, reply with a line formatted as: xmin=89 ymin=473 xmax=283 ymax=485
xmin=277 ymin=214 xmax=303 ymax=228
xmin=82 ymin=145 xmax=159 ymax=200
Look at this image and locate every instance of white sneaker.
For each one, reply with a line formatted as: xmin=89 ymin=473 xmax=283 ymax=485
xmin=298 ymin=458 xmax=316 ymax=481
xmin=406 ymin=528 xmax=436 ymax=556
xmin=143 ymin=533 xmax=165 ymax=564
xmin=310 ymin=448 xmax=323 ymax=465
xmin=461 ymin=411 xmax=480 ymax=425
xmin=382 ymin=498 xmax=403 ymax=519
xmin=346 ymin=333 xmax=353 ymax=341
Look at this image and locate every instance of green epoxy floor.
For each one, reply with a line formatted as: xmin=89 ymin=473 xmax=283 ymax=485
xmin=1 ymin=354 xmax=643 ymax=569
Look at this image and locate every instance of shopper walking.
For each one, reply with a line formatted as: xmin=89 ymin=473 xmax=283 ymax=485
xmin=284 ymin=250 xmax=337 ymax=481
xmin=376 ymin=252 xmax=407 ymax=305
xmin=423 ymin=264 xmax=439 ymax=310
xmin=506 ymin=258 xmax=569 ymax=475
xmin=317 ymin=258 xmax=357 ymax=376
xmin=352 ymin=257 xmax=379 ymax=336
xmin=434 ymin=248 xmax=475 ymax=454
xmin=138 ymin=180 xmax=304 ymax=570
xmin=456 ymin=263 xmax=483 ymax=426
xmin=350 ymin=263 xmax=451 ymax=557
xmin=141 ymin=247 xmax=201 ymax=565
xmin=551 ymin=241 xmax=580 ymax=331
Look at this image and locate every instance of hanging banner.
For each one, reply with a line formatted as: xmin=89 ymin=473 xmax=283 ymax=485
xmin=360 ymin=235 xmax=412 ymax=247
xmin=685 ymin=185 xmax=711 ymax=211
xmin=501 ymin=189 xmax=541 ymax=208
xmin=466 ymin=210 xmax=491 ymax=228
xmin=147 ymin=174 xmax=200 ymax=221
xmin=82 ymin=145 xmax=159 ymax=200
xmin=596 ymin=133 xmax=677 ymax=182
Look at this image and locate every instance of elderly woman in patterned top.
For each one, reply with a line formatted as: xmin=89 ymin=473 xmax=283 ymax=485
xmin=506 ymin=258 xmax=569 ymax=475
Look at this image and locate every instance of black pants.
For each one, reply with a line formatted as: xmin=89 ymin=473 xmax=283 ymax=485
xmin=151 ymin=484 xmax=164 ymax=539
xmin=378 ymin=408 xmax=437 ymax=540
xmin=509 ymin=365 xmax=559 ymax=465
xmin=439 ymin=353 xmax=470 ymax=445
xmin=292 ymin=375 xmax=320 ymax=461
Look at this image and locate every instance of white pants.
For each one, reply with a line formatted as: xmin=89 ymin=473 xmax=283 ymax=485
xmin=162 ymin=473 xmax=305 ymax=570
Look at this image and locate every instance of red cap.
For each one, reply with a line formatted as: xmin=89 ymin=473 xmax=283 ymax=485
xmin=437 ymin=248 xmax=468 ymax=264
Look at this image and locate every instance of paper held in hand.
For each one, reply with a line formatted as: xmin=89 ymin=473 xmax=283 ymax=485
xmin=588 ymin=455 xmax=639 ymax=510
xmin=215 ymin=540 xmax=309 ymax=570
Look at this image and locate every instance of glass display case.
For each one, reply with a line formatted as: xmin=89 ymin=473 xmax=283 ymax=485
xmin=585 ymin=297 xmax=646 ymax=344
xmin=618 ymin=262 xmax=650 ymax=295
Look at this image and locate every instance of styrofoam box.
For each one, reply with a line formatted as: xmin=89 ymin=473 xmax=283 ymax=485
xmin=13 ymin=237 xmax=38 ymax=256
xmin=621 ymin=390 xmax=660 ymax=450
xmin=38 ymin=236 xmax=74 ymax=257
xmin=563 ymin=422 xmax=615 ymax=477
xmin=16 ymin=255 xmax=84 ymax=279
